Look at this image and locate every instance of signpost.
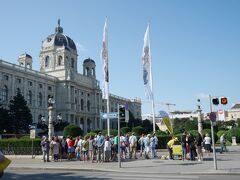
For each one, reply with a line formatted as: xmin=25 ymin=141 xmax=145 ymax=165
xmin=30 ymin=128 xmax=36 ymax=159
xmin=101 ymin=112 xmax=118 ymax=119
xmin=209 ymin=95 xmax=217 ymax=170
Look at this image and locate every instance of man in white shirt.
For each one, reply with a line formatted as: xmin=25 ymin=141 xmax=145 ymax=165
xmin=129 ymin=132 xmax=138 ymax=159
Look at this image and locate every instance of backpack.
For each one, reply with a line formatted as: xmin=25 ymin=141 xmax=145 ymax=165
xmin=83 ymin=141 xmax=89 ymax=149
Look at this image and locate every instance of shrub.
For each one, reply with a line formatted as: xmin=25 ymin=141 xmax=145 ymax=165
xmin=184 ymin=119 xmax=198 ymax=131
xmin=132 ymin=126 xmax=144 ymax=136
xmin=217 ymin=130 xmax=227 ymax=139
xmin=155 ymin=130 xmax=167 ymax=136
xmin=225 ymin=128 xmax=240 ymax=143
xmin=188 ymin=130 xmax=199 ymax=138
xmin=101 ymin=129 xmax=118 ymax=136
xmin=90 ymin=129 xmax=101 ymax=134
xmin=121 ymin=127 xmax=131 ymax=135
xmin=203 ymin=129 xmax=218 ymax=143
xmin=84 ymin=132 xmax=96 ymax=139
xmin=63 ymin=124 xmax=83 ymax=138
xmin=156 ymin=135 xmax=172 ymax=149
xmin=0 ymin=138 xmax=41 ymax=148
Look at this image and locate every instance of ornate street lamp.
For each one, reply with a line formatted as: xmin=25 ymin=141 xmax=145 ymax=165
xmin=48 ymin=96 xmax=55 ymax=139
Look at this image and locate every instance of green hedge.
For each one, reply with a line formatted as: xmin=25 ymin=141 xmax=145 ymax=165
xmin=225 ymin=128 xmax=240 ymax=143
xmin=0 ymin=138 xmax=41 ymax=148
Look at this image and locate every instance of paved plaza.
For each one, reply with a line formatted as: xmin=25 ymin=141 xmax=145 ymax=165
xmin=4 ymin=146 xmax=240 ymax=176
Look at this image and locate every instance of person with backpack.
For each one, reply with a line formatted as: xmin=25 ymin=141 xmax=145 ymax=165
xmin=129 ymin=132 xmax=138 ymax=159
xmin=82 ymin=136 xmax=89 ymax=162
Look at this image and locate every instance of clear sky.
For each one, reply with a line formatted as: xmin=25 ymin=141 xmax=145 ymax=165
xmin=0 ymin=0 xmax=240 ymax=114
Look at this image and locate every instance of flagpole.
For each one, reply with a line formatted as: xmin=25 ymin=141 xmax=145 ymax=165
xmin=101 ymin=17 xmax=110 ymax=136
xmin=148 ymin=23 xmax=156 ymax=133
xmin=107 ymin=84 xmax=110 ymax=136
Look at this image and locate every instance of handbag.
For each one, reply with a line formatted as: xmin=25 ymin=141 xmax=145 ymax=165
xmin=0 ymin=157 xmax=12 ymax=171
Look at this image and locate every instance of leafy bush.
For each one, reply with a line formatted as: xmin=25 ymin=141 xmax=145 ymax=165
xmin=155 ymin=130 xmax=167 ymax=136
xmin=132 ymin=126 xmax=144 ymax=136
xmin=121 ymin=127 xmax=131 ymax=135
xmin=0 ymin=138 xmax=41 ymax=148
xmin=188 ymin=130 xmax=199 ymax=138
xmin=84 ymin=132 xmax=96 ymax=139
xmin=90 ymin=129 xmax=101 ymax=134
xmin=203 ymin=129 xmax=218 ymax=143
xmin=184 ymin=119 xmax=198 ymax=131
xmin=217 ymin=130 xmax=227 ymax=139
xmin=63 ymin=124 xmax=83 ymax=138
xmin=102 ymin=129 xmax=118 ymax=136
xmin=225 ymin=128 xmax=240 ymax=143
xmin=156 ymin=135 xmax=172 ymax=149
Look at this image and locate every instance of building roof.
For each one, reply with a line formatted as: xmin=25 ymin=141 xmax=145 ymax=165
xmin=83 ymin=57 xmax=95 ymax=64
xmin=42 ymin=19 xmax=76 ymax=51
xmin=231 ymin=104 xmax=240 ymax=109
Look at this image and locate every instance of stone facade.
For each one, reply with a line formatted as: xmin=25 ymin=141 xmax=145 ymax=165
xmin=0 ymin=21 xmax=141 ymax=133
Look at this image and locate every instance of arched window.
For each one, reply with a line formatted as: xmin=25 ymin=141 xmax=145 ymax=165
xmin=27 ymin=90 xmax=32 ymax=105
xmin=81 ymin=99 xmax=84 ymax=111
xmin=80 ymin=118 xmax=84 ymax=131
xmin=87 ymin=100 xmax=90 ymax=112
xmin=38 ymin=92 xmax=43 ymax=107
xmin=58 ymin=56 xmax=62 ymax=66
xmin=102 ymin=106 xmax=105 ymax=113
xmin=2 ymin=85 xmax=8 ymax=102
xmin=75 ymin=98 xmax=77 ymax=110
xmin=87 ymin=119 xmax=91 ymax=132
xmin=71 ymin=58 xmax=74 ymax=68
xmin=16 ymin=88 xmax=21 ymax=95
xmin=45 ymin=56 xmax=49 ymax=67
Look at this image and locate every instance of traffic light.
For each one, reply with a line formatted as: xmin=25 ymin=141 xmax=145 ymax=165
xmin=212 ymin=97 xmax=219 ymax=105
xmin=220 ymin=97 xmax=228 ymax=105
xmin=119 ymin=105 xmax=125 ymax=120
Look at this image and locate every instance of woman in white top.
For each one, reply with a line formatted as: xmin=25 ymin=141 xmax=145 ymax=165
xmin=104 ymin=136 xmax=112 ymax=162
xmin=88 ymin=135 xmax=94 ymax=162
xmin=203 ymin=134 xmax=211 ymax=155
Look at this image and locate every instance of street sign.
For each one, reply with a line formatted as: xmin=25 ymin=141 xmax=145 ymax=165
xmin=30 ymin=129 xmax=36 ymax=139
xmin=209 ymin=112 xmax=216 ymax=122
xmin=100 ymin=112 xmax=118 ymax=119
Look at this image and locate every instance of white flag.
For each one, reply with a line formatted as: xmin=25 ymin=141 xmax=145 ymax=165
xmin=101 ymin=17 xmax=109 ymax=99
xmin=142 ymin=25 xmax=153 ymax=100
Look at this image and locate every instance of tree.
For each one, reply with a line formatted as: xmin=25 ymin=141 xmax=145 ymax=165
xmin=132 ymin=126 xmax=144 ymax=136
xmin=8 ymin=92 xmax=32 ymax=134
xmin=236 ymin=118 xmax=240 ymax=128
xmin=54 ymin=121 xmax=69 ymax=132
xmin=142 ymin=119 xmax=153 ymax=134
xmin=63 ymin=124 xmax=83 ymax=137
xmin=0 ymin=107 xmax=10 ymax=133
xmin=127 ymin=111 xmax=142 ymax=129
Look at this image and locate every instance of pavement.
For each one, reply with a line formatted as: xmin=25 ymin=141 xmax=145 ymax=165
xmin=5 ymin=146 xmax=240 ymax=175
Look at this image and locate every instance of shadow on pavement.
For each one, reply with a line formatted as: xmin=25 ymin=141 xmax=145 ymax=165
xmin=2 ymin=172 xmax=110 ymax=180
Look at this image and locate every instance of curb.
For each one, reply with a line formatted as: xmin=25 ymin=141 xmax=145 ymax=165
xmin=7 ymin=166 xmax=240 ymax=175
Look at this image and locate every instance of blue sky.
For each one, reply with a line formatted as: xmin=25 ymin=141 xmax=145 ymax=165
xmin=0 ymin=0 xmax=240 ymax=114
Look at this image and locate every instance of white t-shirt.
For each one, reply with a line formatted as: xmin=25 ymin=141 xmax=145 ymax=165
xmin=204 ymin=136 xmax=211 ymax=144
xmin=129 ymin=135 xmax=137 ymax=146
xmin=104 ymin=140 xmax=111 ymax=151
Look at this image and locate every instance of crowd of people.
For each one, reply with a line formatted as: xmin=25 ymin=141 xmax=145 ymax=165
xmin=40 ymin=132 xmax=159 ymax=163
xmin=167 ymin=131 xmax=227 ymax=161
xmin=40 ymin=131 xmax=227 ymax=163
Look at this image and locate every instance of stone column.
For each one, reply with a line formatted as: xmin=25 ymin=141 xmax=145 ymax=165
xmin=48 ymin=106 xmax=54 ymax=139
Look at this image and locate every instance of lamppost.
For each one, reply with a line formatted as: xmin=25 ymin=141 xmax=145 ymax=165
xmin=197 ymin=99 xmax=203 ymax=135
xmin=48 ymin=97 xmax=55 ymax=139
